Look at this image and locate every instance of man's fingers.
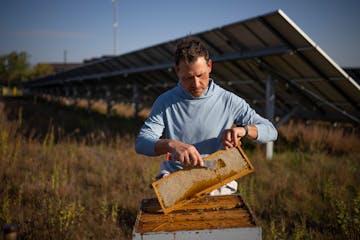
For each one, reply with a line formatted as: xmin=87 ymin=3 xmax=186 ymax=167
xmin=194 ymin=152 xmax=203 ymax=167
xmin=230 ymin=130 xmax=236 ymax=145
xmin=222 ymin=127 xmax=244 ymax=149
xmin=188 ymin=150 xmax=203 ymax=166
xmin=183 ymin=154 xmax=190 ymax=165
xmin=170 ymin=142 xmax=205 ymax=167
xmin=223 ymin=139 xmax=233 ymax=148
xmin=188 ymin=152 xmax=196 ymax=166
xmin=198 ymin=156 xmax=204 ymax=167
xmin=224 ymin=130 xmax=232 ymax=142
xmin=223 ymin=130 xmax=234 ymax=149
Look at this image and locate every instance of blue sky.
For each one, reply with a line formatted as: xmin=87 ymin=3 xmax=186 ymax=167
xmin=1 ymin=0 xmax=359 ymax=67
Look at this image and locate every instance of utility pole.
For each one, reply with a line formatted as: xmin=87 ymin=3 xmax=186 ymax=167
xmin=112 ymin=0 xmax=119 ymax=55
xmin=63 ymin=50 xmax=67 ymax=64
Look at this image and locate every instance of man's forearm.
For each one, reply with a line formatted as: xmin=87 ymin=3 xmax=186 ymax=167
xmin=154 ymin=139 xmax=174 ymax=155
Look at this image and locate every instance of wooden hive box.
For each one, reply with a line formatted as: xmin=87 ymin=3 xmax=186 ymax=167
xmin=152 ymin=145 xmax=254 ymax=214
xmin=132 ymin=194 xmax=261 ymax=240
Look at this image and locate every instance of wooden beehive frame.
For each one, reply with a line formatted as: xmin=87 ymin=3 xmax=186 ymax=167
xmin=152 ymin=145 xmax=254 ymax=214
xmin=134 ymin=195 xmax=258 ymax=233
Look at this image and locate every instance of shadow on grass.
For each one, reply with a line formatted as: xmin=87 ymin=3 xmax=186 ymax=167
xmin=118 ymin=207 xmax=138 ymax=238
xmin=0 ymin=96 xmax=145 ymax=144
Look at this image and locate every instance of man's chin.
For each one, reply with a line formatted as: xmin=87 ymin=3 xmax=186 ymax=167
xmin=191 ymin=91 xmax=204 ymax=97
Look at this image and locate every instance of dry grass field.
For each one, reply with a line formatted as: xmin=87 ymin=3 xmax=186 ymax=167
xmin=0 ymin=96 xmax=359 ymax=239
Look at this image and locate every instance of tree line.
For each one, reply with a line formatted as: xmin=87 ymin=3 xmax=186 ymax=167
xmin=0 ymin=51 xmax=54 ymax=85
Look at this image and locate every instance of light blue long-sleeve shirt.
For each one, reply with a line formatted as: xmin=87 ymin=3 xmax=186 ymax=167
xmin=135 ymin=79 xmax=277 ymax=159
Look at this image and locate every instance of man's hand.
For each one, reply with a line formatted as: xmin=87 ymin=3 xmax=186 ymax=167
xmin=155 ymin=139 xmax=203 ymax=167
xmin=222 ymin=125 xmax=258 ymax=149
xmin=222 ymin=127 xmax=246 ymax=149
xmin=170 ymin=141 xmax=204 ymax=167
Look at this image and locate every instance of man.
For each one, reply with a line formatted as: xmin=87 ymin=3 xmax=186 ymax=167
xmin=135 ymin=37 xmax=277 ymax=195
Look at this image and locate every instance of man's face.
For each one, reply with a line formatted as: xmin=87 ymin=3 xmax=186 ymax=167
xmin=175 ymin=57 xmax=212 ymax=97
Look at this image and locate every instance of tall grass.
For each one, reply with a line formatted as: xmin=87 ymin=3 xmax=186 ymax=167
xmin=238 ymin=122 xmax=360 ymax=239
xmin=0 ymin=97 xmax=162 ymax=239
xmin=277 ymin=120 xmax=359 ymax=154
xmin=0 ymin=97 xmax=359 ymax=239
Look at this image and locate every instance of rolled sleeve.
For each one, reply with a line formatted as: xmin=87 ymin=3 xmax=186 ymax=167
xmin=135 ymin=134 xmax=158 ymax=156
xmin=255 ymin=123 xmax=278 ymax=143
xmin=135 ymin=98 xmax=165 ymax=156
xmin=232 ymin=96 xmax=278 ymax=143
xmin=135 ymin=120 xmax=164 ymax=156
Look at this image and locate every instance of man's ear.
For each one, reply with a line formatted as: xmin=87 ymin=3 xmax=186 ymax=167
xmin=208 ymin=59 xmax=213 ymax=72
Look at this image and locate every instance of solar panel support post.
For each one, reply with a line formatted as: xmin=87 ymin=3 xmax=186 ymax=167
xmin=265 ymin=74 xmax=275 ymax=160
xmin=32 ymin=90 xmax=38 ymax=104
xmin=86 ymin=87 xmax=92 ymax=113
xmin=105 ymin=86 xmax=112 ymax=118
xmin=57 ymin=88 xmax=61 ymax=103
xmin=49 ymin=88 xmax=54 ymax=102
xmin=276 ymin=107 xmax=298 ymax=127
xmin=55 ymin=88 xmax=61 ymax=104
xmin=64 ymin=87 xmax=71 ymax=106
xmin=47 ymin=88 xmax=51 ymax=100
xmin=72 ymin=87 xmax=79 ymax=108
xmin=133 ymin=83 xmax=139 ymax=120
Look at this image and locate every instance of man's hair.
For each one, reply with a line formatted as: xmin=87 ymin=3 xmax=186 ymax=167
xmin=174 ymin=37 xmax=210 ymax=66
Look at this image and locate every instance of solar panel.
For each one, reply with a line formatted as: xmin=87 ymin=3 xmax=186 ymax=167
xmin=24 ymin=9 xmax=360 ymax=123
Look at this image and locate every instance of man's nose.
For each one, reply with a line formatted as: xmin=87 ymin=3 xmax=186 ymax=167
xmin=192 ymin=77 xmax=201 ymax=88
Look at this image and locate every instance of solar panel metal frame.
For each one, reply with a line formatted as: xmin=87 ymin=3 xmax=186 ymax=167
xmin=24 ymin=9 xmax=360 ymax=123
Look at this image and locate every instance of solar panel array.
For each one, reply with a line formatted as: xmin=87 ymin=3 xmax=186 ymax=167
xmin=25 ymin=10 xmax=360 ymax=123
